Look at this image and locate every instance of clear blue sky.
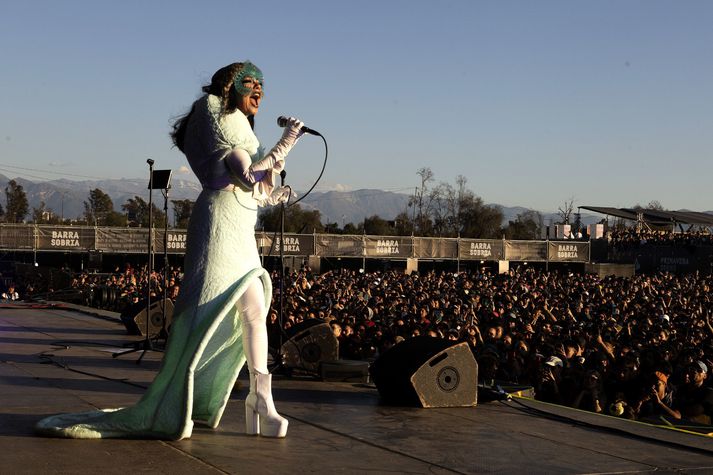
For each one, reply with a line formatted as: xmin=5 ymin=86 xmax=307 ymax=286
xmin=1 ymin=0 xmax=711 ymax=212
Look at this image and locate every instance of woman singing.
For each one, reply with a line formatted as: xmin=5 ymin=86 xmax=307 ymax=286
xmin=37 ymin=61 xmax=302 ymax=440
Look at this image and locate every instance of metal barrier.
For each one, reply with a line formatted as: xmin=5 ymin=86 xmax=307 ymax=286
xmin=0 ymin=224 xmax=591 ymax=263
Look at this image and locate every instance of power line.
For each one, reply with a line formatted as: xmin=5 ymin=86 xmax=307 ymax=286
xmin=0 ymin=166 xmax=57 ymax=183
xmin=0 ymin=164 xmax=187 ymax=207
xmin=0 ymin=163 xmax=109 ymax=181
xmin=1 ymin=162 xmax=412 ymax=200
xmin=0 ymin=163 xmax=412 ymax=220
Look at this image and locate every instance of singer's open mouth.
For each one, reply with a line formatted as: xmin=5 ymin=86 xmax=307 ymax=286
xmin=249 ymin=93 xmax=261 ymax=109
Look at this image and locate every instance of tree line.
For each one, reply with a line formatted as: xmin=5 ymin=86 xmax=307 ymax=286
xmin=258 ymin=168 xmax=546 ymax=239
xmin=0 ymin=181 xmax=194 ymax=229
xmin=7 ymin=168 xmax=660 ymax=237
xmin=3 ymin=171 xmax=535 ymax=238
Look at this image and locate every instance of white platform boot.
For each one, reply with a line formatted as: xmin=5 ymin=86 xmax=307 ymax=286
xmin=245 ymin=371 xmax=288 ymax=438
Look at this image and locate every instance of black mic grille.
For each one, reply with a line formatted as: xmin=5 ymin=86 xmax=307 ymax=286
xmin=276 ymin=116 xmax=320 ymax=136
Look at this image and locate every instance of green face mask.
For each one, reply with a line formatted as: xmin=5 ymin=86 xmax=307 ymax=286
xmin=233 ymin=61 xmax=264 ymax=96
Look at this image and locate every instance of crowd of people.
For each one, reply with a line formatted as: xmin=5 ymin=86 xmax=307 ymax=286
xmin=20 ymin=258 xmax=713 ymax=426
xmin=60 ymin=264 xmax=183 ymax=311
xmin=608 ymin=229 xmax=713 ymax=251
xmin=273 ymin=265 xmax=713 ymax=425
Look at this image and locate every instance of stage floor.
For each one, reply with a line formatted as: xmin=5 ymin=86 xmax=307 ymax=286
xmin=1 ymin=302 xmax=712 ymax=474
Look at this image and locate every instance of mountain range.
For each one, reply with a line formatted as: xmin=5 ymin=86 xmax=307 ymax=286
xmin=1 ymin=174 xmax=601 ymax=227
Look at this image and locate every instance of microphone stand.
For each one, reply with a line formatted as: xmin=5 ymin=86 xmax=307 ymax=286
xmin=270 ymin=170 xmax=290 ymax=375
xmin=114 ymin=165 xmax=172 ymax=363
xmin=114 ymin=159 xmax=156 ymax=363
xmin=157 ymin=170 xmax=173 ymax=346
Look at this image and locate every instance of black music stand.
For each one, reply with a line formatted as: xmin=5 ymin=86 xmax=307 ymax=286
xmin=114 ymin=163 xmax=172 ymax=364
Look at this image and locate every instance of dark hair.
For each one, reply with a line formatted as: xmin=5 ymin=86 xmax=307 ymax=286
xmin=170 ymin=62 xmax=255 ymax=153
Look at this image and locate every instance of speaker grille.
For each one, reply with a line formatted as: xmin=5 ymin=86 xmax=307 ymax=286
xmin=372 ymin=337 xmax=478 ymax=407
xmin=301 ymin=342 xmax=323 ymax=363
xmin=122 ymin=298 xmax=174 ymax=337
xmin=281 ymin=320 xmax=339 ymax=373
xmin=437 ymin=366 xmax=460 ymax=392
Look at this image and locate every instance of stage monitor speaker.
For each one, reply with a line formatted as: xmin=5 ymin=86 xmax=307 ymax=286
xmin=280 ymin=319 xmax=339 ymax=373
xmin=120 ymin=298 xmax=174 ymax=337
xmin=370 ymin=336 xmax=478 ymax=408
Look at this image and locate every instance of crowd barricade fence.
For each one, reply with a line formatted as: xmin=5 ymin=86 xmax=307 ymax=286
xmin=0 ymin=224 xmax=597 ymax=264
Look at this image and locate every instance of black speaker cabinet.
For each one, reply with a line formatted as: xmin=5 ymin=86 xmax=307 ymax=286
xmin=120 ymin=298 xmax=174 ymax=337
xmin=280 ymin=319 xmax=339 ymax=373
xmin=371 ymin=336 xmax=478 ymax=408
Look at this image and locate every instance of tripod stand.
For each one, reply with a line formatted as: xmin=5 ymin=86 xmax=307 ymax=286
xmin=114 ymin=162 xmax=172 ymax=364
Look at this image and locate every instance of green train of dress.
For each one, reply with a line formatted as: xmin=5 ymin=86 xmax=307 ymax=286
xmin=35 ymin=185 xmax=268 ymax=439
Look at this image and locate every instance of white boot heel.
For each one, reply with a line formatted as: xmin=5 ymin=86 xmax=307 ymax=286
xmin=245 ymin=398 xmax=260 ymax=435
xmin=244 ymin=371 xmax=288 ymax=438
xmin=245 ymin=372 xmax=259 ymax=435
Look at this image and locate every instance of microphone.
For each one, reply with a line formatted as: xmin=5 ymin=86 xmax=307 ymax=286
xmin=280 ymin=170 xmax=286 ymax=186
xmin=277 ymin=116 xmax=320 ymax=136
xmin=146 ymin=159 xmax=155 ymax=166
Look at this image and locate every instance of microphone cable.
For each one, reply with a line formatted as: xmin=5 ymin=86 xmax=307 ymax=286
xmin=259 ymin=125 xmax=328 ymax=374
xmin=288 ymin=131 xmax=327 ymax=208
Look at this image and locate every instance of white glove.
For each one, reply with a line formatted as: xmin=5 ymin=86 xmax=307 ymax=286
xmin=241 ymin=116 xmax=303 ymax=179
xmin=257 ymin=185 xmax=292 ymax=206
xmin=279 ymin=116 xmax=305 ymax=144
xmin=225 ymin=116 xmax=304 ymax=186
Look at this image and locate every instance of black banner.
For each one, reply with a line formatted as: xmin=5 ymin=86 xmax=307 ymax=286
xmin=96 ymin=228 xmax=150 ymax=253
xmin=414 ymin=237 xmax=458 ymax=259
xmin=459 ymin=239 xmax=505 ymax=260
xmin=37 ymin=227 xmax=95 ymax=251
xmin=315 ymin=234 xmax=363 ymax=257
xmin=0 ymin=225 xmax=615 ymax=269
xmin=154 ymin=230 xmax=189 ymax=254
xmin=0 ymin=224 xmax=35 ymax=250
xmin=266 ymin=234 xmax=315 ymax=256
xmin=548 ymin=242 xmax=590 ymax=262
xmin=505 ymin=241 xmax=548 ymax=261
xmin=633 ymin=246 xmax=713 ymax=274
xmin=364 ymin=236 xmax=412 ymax=258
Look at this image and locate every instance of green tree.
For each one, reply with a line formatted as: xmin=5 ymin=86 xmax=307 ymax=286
xmin=172 ymin=199 xmax=194 ymax=228
xmin=84 ymin=188 xmax=115 ymax=225
xmin=504 ymin=210 xmax=543 ymax=240
xmin=122 ymin=196 xmax=166 ymax=228
xmin=392 ymin=211 xmax=413 ymax=236
xmin=343 ymin=222 xmax=361 ymax=235
xmin=323 ymin=222 xmax=341 ymax=234
xmin=363 ymin=215 xmax=394 ymax=235
xmin=4 ymin=179 xmax=29 ymax=223
xmin=424 ymin=174 xmax=506 ymax=238
xmin=258 ymin=203 xmax=324 ymax=233
xmin=430 ymin=180 xmax=463 ymax=237
xmin=459 ymin=195 xmax=504 ymax=238
xmin=104 ymin=210 xmax=128 ymax=227
xmin=32 ymin=200 xmax=50 ymax=223
xmin=412 ymin=173 xmax=483 ymax=237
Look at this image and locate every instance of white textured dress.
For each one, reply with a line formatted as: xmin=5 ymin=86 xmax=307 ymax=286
xmin=36 ymin=95 xmax=280 ymax=439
